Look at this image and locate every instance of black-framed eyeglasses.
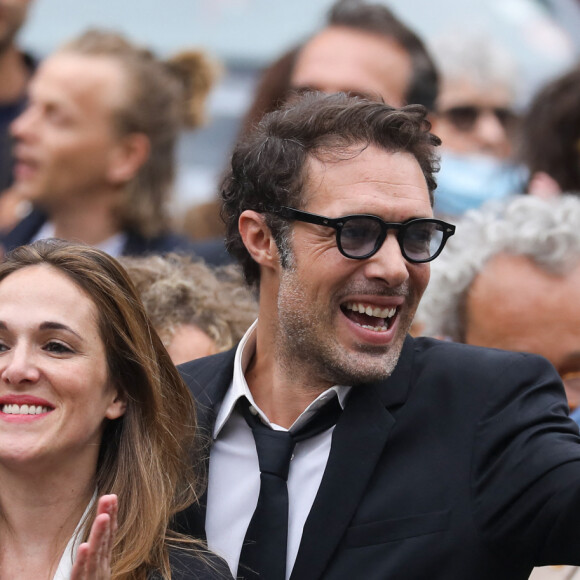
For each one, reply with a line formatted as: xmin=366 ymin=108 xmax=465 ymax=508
xmin=274 ymin=207 xmax=456 ymax=262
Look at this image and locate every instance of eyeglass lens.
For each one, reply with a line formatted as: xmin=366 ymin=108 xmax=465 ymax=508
xmin=443 ymin=106 xmax=516 ymax=132
xmin=340 ymin=218 xmax=444 ymax=261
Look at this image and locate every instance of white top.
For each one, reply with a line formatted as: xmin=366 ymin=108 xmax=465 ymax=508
xmin=53 ymin=495 xmax=96 ymax=580
xmin=32 ymin=222 xmax=127 ymax=258
xmin=205 ymin=320 xmax=351 ymax=580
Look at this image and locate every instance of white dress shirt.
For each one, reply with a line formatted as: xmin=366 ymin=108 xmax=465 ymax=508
xmin=205 ymin=321 xmax=351 ymax=580
xmin=33 ymin=222 xmax=127 ymax=258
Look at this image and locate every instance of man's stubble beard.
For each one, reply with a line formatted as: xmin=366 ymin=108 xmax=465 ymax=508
xmin=274 ymin=263 xmax=414 ymax=389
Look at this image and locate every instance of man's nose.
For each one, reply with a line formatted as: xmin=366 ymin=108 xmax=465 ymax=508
xmin=474 ymin=110 xmax=510 ymax=155
xmin=361 ymin=232 xmax=410 ymax=287
xmin=10 ymin=106 xmax=37 ymax=142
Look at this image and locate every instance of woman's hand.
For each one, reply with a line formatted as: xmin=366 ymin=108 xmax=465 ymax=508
xmin=70 ymin=494 xmax=118 ymax=580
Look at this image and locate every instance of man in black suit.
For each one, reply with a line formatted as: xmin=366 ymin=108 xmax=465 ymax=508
xmin=179 ymin=92 xmax=580 ymax=579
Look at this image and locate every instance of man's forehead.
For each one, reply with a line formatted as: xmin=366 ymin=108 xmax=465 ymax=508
xmin=291 ymin=26 xmax=412 ymax=108
xmin=304 ymin=145 xmax=422 ymax=182
xmin=466 ymin=253 xmax=580 ymax=367
xmin=468 ymin=253 xmax=580 ymax=324
xmin=35 ymin=53 xmax=127 ymax=113
xmin=300 ymin=146 xmax=431 ymax=213
xmin=437 ymin=77 xmax=514 ymax=110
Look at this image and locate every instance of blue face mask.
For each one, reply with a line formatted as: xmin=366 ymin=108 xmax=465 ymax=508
xmin=434 ymin=152 xmax=528 ymax=217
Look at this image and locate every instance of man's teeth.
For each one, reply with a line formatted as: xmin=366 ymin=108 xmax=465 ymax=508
xmin=344 ymin=302 xmax=396 ymax=319
xmin=2 ymin=404 xmax=49 ymax=415
xmin=343 ymin=302 xmax=398 ymax=332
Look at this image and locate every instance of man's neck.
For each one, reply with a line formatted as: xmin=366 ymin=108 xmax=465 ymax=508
xmin=246 ymin=321 xmax=334 ymax=429
xmin=0 ymin=45 xmax=29 ymax=103
xmin=48 ymin=192 xmax=123 ymax=247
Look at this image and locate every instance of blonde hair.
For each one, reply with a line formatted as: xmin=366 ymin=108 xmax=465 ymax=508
xmin=121 ymin=254 xmax=258 ymax=352
xmin=61 ymin=29 xmax=218 ymax=238
xmin=0 ymin=240 xmax=203 ymax=580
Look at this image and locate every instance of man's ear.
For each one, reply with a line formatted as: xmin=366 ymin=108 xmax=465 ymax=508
xmin=238 ymin=210 xmax=281 ymax=272
xmin=107 ymin=133 xmax=150 ymax=185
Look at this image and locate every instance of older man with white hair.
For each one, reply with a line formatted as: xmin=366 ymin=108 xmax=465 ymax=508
xmin=418 ymin=194 xmax=580 ymax=579
xmin=429 ymin=35 xmax=526 ymax=216
xmin=419 ymin=194 xmax=580 ymax=416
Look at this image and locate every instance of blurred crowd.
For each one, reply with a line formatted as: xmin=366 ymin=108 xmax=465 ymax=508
xmin=1 ymin=1 xmax=580 ymax=576
xmin=2 ymin=1 xmax=580 ymax=374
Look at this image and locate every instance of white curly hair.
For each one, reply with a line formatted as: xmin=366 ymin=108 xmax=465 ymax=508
xmin=417 ymin=194 xmax=580 ymax=341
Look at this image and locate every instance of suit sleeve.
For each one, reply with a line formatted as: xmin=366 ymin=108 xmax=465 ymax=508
xmin=471 ymin=352 xmax=580 ymax=565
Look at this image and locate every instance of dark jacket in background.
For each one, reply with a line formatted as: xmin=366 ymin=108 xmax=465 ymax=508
xmin=0 ymin=207 xmax=232 ymax=264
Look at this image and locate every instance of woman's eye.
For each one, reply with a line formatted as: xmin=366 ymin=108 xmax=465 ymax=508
xmin=44 ymin=341 xmax=73 ymax=354
xmin=0 ymin=343 xmax=9 ymax=353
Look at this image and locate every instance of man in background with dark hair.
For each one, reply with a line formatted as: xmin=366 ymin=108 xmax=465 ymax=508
xmin=240 ymin=0 xmax=438 ymax=135
xmin=179 ymin=92 xmax=580 ymax=580
xmin=291 ymin=0 xmax=438 ymax=108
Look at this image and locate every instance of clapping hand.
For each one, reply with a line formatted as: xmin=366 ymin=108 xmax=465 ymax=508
xmin=70 ymin=494 xmax=118 ymax=580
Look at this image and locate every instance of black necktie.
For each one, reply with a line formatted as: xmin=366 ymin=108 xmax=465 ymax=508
xmin=237 ymin=396 xmax=342 ymax=580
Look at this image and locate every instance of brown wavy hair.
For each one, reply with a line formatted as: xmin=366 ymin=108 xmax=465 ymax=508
xmin=0 ymin=239 xmax=201 ymax=580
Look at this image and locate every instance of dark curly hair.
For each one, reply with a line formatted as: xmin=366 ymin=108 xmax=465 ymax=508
xmin=221 ymin=92 xmax=440 ymax=287
xmin=520 ymin=64 xmax=580 ymax=193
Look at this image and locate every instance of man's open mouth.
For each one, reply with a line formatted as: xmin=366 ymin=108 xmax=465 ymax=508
xmin=341 ymin=301 xmax=398 ymax=332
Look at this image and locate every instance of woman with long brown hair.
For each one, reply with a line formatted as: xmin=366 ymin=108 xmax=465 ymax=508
xmin=0 ymin=239 xmax=230 ymax=579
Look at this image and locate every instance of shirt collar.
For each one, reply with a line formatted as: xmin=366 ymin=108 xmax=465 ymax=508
xmin=213 ymin=320 xmax=351 ymax=438
xmin=32 ymin=222 xmax=128 ymax=258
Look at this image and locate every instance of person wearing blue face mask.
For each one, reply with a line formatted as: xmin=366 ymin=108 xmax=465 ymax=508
xmin=434 ymin=150 xmax=527 ymax=216
xmin=430 ymin=34 xmax=527 ymax=217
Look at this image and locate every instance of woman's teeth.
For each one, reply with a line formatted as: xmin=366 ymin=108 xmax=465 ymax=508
xmin=2 ymin=404 xmax=49 ymax=415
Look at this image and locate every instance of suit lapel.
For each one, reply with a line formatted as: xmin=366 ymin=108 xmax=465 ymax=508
xmin=177 ymin=349 xmax=237 ymax=541
xmin=290 ymin=336 xmax=415 ymax=580
xmin=179 ymin=348 xmax=237 ymax=433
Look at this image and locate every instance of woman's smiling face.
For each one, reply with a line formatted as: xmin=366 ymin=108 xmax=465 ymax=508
xmin=0 ymin=264 xmax=126 ymax=472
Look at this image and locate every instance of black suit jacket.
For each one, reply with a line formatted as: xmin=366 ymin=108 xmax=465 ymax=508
xmin=179 ymin=335 xmax=580 ymax=580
